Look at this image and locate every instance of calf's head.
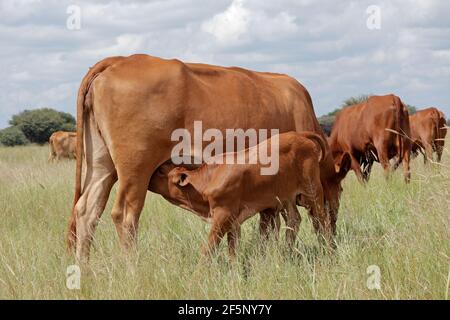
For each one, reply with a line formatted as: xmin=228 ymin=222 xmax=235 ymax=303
xmin=166 ymin=166 xmax=210 ymax=216
xmin=322 ymin=152 xmax=351 ymax=233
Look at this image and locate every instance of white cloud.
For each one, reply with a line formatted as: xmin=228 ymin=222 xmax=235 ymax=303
xmin=0 ymin=0 xmax=450 ymax=127
xmin=202 ymin=0 xmax=250 ymax=45
xmin=202 ymin=0 xmax=298 ymax=45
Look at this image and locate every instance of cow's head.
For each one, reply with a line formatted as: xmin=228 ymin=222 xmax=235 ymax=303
xmin=321 ymin=152 xmax=351 ymax=234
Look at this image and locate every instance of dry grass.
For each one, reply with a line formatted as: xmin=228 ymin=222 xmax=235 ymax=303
xmin=0 ymin=142 xmax=449 ymax=299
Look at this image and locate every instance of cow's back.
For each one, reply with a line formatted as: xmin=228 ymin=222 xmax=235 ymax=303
xmin=182 ymin=61 xmax=325 ymax=142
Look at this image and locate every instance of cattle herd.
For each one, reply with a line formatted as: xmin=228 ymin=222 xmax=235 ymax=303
xmin=46 ymin=54 xmax=446 ymax=263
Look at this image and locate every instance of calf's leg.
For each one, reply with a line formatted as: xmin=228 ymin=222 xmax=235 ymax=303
xmin=302 ymin=166 xmax=332 ymax=246
xmin=282 ymin=201 xmax=301 ymax=247
xmin=202 ymin=206 xmax=234 ymax=257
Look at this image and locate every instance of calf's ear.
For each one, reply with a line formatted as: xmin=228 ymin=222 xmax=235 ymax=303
xmin=336 ymin=152 xmax=351 ymax=180
xmin=172 ymin=172 xmax=190 ymax=187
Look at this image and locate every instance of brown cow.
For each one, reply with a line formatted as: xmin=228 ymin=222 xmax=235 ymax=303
xmin=48 ymin=131 xmax=76 ymax=162
xmin=66 ymin=54 xmax=351 ymax=263
xmin=328 ymin=94 xmax=411 ymax=183
xmin=158 ymin=132 xmax=331 ymax=258
xmin=410 ymin=108 xmax=447 ymax=163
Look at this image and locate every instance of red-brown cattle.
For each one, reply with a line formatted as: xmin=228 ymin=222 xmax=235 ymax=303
xmin=410 ymin=107 xmax=447 ymax=163
xmin=328 ymin=94 xmax=411 ymax=182
xmin=48 ymin=131 xmax=77 ymax=162
xmin=149 ymin=161 xmax=285 ymax=241
xmin=66 ymin=54 xmax=351 ymax=263
xmin=154 ymin=132 xmax=331 ymax=258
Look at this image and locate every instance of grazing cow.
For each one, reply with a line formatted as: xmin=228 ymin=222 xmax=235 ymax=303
xmin=410 ymin=108 xmax=447 ymax=163
xmin=48 ymin=131 xmax=76 ymax=162
xmin=149 ymin=132 xmax=331 ymax=257
xmin=328 ymin=94 xmax=411 ymax=183
xmin=67 ymin=54 xmax=351 ymax=263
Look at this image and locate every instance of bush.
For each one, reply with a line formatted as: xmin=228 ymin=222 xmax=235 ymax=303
xmin=0 ymin=126 xmax=29 ymax=146
xmin=318 ymin=115 xmax=335 ymax=136
xmin=406 ymin=104 xmax=416 ymax=115
xmin=341 ymin=94 xmax=371 ymax=108
xmin=10 ymin=108 xmax=76 ymax=144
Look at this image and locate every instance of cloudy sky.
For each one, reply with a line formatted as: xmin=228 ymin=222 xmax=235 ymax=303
xmin=1 ymin=0 xmax=449 ymax=128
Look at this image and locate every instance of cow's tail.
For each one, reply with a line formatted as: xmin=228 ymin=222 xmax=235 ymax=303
xmin=302 ymin=132 xmax=327 ymax=163
xmin=396 ymin=102 xmax=403 ymax=165
xmin=67 ymin=56 xmax=123 ymax=252
xmin=433 ymin=109 xmax=441 ymax=147
xmin=438 ymin=111 xmax=448 ymax=142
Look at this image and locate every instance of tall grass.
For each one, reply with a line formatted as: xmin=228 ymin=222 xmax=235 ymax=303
xmin=0 ymin=143 xmax=449 ymax=299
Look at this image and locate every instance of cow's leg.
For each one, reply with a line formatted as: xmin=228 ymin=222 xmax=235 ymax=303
xmin=111 ymin=168 xmax=154 ymax=251
xmin=227 ymin=223 xmax=241 ymax=260
xmin=374 ymin=140 xmax=391 ymax=179
xmin=74 ymin=116 xmax=117 ymax=263
xmin=106 ymin=137 xmax=165 ymax=252
xmin=401 ymin=143 xmax=411 ymax=183
xmin=202 ymin=206 xmax=234 ymax=257
xmin=259 ymin=208 xmax=280 ymax=240
xmin=436 ymin=143 xmax=444 ymax=163
xmin=435 ymin=137 xmax=443 ymax=163
xmin=282 ymin=201 xmax=301 ymax=247
xmin=349 ymin=155 xmax=364 ymax=183
xmin=48 ymin=146 xmax=55 ymax=163
xmin=423 ymin=141 xmax=433 ymax=164
xmin=362 ymin=159 xmax=374 ymax=182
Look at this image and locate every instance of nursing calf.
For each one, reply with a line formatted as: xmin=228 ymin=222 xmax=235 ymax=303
xmin=151 ymin=132 xmax=332 ymax=258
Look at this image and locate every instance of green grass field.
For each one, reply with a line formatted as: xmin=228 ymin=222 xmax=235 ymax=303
xmin=0 ymin=143 xmax=449 ymax=299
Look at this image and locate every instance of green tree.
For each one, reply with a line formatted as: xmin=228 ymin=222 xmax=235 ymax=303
xmin=318 ymin=115 xmax=335 ymax=136
xmin=319 ymin=94 xmax=371 ymax=135
xmin=10 ymin=108 xmax=76 ymax=144
xmin=341 ymin=94 xmax=371 ymax=108
xmin=405 ymin=104 xmax=416 ymax=115
xmin=0 ymin=126 xmax=29 ymax=146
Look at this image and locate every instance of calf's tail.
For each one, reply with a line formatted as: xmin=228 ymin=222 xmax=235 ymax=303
xmin=301 ymin=132 xmax=327 ymax=163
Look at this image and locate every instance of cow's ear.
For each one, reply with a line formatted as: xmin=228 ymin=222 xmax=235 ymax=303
xmin=336 ymin=152 xmax=351 ymax=180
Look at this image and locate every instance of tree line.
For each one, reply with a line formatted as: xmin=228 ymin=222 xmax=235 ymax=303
xmin=0 ymin=108 xmax=76 ymax=146
xmin=0 ymin=100 xmax=448 ymax=146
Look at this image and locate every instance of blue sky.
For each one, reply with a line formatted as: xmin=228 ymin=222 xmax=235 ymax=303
xmin=1 ymin=0 xmax=449 ymax=128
